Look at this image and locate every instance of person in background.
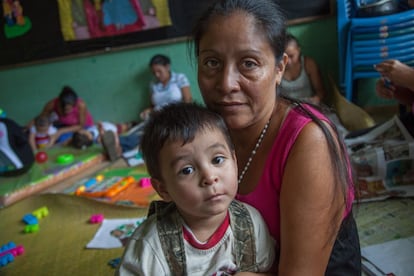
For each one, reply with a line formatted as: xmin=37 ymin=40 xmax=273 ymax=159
xmin=192 ymin=0 xmax=361 ymax=274
xmin=0 ymin=117 xmax=34 ymax=176
xmin=374 ymin=59 xmax=414 ymax=136
xmin=28 ymin=114 xmax=62 ymax=152
xmin=117 ymin=103 xmax=275 ymax=275
xmin=29 ymin=86 xmax=94 ymax=143
xmin=140 ymin=54 xmax=193 ymax=120
xmin=279 ymin=33 xmax=326 ymax=105
xmin=70 ymin=121 xmax=141 ymax=161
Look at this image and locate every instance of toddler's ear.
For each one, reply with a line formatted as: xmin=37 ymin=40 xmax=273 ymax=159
xmin=151 ymin=178 xmax=172 ymax=202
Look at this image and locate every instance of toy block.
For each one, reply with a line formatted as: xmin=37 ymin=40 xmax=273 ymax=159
xmin=22 ymin=214 xmax=38 ymax=225
xmin=0 ymin=241 xmax=23 ymax=267
xmin=32 ymin=206 xmax=49 ymax=219
xmin=108 ymin=257 xmax=121 ymax=268
xmin=139 ymin=177 xmax=151 ymax=187
xmin=0 ymin=244 xmax=24 ymax=258
xmin=90 ymin=214 xmax=104 ymax=224
xmin=0 ymin=253 xmax=14 ymax=267
xmin=24 ymin=224 xmax=39 ymax=233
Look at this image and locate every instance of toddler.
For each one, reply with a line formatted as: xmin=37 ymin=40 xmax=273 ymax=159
xmin=29 ymin=114 xmax=60 ymax=152
xmin=116 ymin=103 xmax=275 ymax=275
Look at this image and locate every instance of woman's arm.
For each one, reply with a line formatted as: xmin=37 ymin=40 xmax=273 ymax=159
xmin=304 ymin=57 xmax=326 ymax=105
xmin=77 ymin=100 xmax=88 ymax=127
xmin=278 ymin=122 xmax=345 ymax=275
xmin=180 ymin=86 xmax=193 ymax=103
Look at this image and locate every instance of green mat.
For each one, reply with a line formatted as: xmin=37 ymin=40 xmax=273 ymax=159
xmin=0 ymin=193 xmax=147 ymax=275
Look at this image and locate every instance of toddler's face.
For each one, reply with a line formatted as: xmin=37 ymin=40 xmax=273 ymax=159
xmin=154 ymin=128 xmax=238 ymax=222
xmin=36 ymin=125 xmax=49 ymax=134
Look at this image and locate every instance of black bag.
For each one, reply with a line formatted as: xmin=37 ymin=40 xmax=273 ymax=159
xmin=356 ymin=0 xmax=400 ymax=17
xmin=0 ymin=118 xmax=34 ymax=177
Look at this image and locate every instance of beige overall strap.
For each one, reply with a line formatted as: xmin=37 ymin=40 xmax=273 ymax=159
xmin=229 ymin=200 xmax=259 ymax=272
xmin=148 ymin=200 xmax=187 ymax=275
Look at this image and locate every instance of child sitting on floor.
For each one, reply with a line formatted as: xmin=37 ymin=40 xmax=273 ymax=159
xmin=28 ymin=114 xmax=62 ymax=152
xmin=71 ymin=121 xmax=141 ymax=161
xmin=116 ymin=103 xmax=276 ymax=275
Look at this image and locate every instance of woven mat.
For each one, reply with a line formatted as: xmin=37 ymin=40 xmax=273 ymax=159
xmin=0 ymin=193 xmax=147 ymax=275
xmin=354 ymin=197 xmax=414 ymax=247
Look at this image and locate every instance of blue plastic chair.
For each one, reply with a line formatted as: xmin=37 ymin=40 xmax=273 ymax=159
xmin=337 ymin=0 xmax=414 ymax=101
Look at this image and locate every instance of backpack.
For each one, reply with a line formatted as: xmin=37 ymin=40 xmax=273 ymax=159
xmin=0 ymin=118 xmax=34 ymax=176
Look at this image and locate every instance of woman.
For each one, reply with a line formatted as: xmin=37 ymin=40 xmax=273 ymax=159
xmin=35 ymin=86 xmax=94 ymax=143
xmin=280 ymin=33 xmax=326 ymax=105
xmin=140 ymin=54 xmax=193 ymax=120
xmin=191 ymin=0 xmax=361 ymax=274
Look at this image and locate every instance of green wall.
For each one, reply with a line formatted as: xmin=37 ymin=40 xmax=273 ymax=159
xmin=2 ymin=16 xmax=379 ymax=126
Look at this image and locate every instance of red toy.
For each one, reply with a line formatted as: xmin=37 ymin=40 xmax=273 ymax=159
xmin=35 ymin=151 xmax=48 ymax=163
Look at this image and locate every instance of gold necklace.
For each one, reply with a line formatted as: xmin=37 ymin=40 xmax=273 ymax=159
xmin=238 ymin=118 xmax=271 ymax=185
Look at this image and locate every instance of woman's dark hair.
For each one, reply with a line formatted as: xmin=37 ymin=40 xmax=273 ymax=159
xmin=149 ymin=54 xmax=171 ymax=67
xmin=285 ymin=33 xmax=300 ymax=48
xmin=59 ymin=86 xmax=78 ymax=109
xmin=140 ymin=102 xmax=234 ymax=180
xmin=190 ymin=0 xmax=287 ymax=63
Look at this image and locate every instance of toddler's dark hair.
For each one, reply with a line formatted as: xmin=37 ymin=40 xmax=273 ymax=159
xmin=34 ymin=114 xmax=50 ymax=128
xmin=140 ymin=102 xmax=234 ymax=180
xmin=71 ymin=132 xmax=93 ymax=149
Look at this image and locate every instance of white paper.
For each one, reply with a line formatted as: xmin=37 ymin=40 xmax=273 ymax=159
xmin=361 ymin=236 xmax=414 ymax=276
xmin=86 ymin=218 xmax=145 ymax=249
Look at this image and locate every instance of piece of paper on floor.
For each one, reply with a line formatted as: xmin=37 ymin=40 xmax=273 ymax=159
xmin=87 ymin=218 xmax=145 ymax=249
xmin=361 ymin=236 xmax=414 ymax=276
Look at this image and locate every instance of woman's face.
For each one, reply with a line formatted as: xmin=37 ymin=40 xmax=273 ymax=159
xmin=151 ymin=64 xmax=170 ymax=84
xmin=197 ymin=12 xmax=286 ymax=129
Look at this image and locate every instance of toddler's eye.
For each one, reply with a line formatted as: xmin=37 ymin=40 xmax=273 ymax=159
xmin=180 ymin=166 xmax=194 ymax=175
xmin=212 ymin=156 xmax=225 ymax=165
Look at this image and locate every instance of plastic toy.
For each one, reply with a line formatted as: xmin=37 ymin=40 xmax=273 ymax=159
xmin=56 ymin=154 xmax=74 ymax=165
xmin=75 ymin=175 xmax=105 ymax=195
xmin=0 ymin=242 xmax=24 ymax=258
xmin=108 ymin=257 xmax=121 ymax=268
xmin=139 ymin=177 xmax=151 ymax=187
xmin=77 ymin=176 xmax=135 ymax=198
xmin=0 ymin=253 xmax=14 ymax=267
xmin=0 ymin=242 xmax=24 ymax=267
xmin=32 ymin=206 xmax=49 ymax=219
xmin=24 ymin=224 xmax=39 ymax=233
xmin=22 ymin=214 xmax=38 ymax=225
xmin=90 ymin=214 xmax=104 ymax=224
xmin=35 ymin=151 xmax=48 ymax=163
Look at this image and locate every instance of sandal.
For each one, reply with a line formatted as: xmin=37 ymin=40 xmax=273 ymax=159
xmin=101 ymin=131 xmax=119 ymax=162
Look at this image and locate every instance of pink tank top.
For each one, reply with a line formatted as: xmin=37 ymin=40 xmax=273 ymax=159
xmin=53 ymin=98 xmax=94 ymax=127
xmin=236 ymin=104 xmax=354 ymax=242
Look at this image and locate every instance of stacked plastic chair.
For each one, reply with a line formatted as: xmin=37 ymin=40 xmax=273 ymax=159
xmin=337 ymin=0 xmax=414 ymax=101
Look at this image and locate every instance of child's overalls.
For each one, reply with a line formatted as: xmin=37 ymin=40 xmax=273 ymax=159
xmin=147 ymin=200 xmax=260 ymax=275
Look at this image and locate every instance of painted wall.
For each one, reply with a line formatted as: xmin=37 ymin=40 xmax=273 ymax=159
xmin=1 ymin=16 xmax=383 ymax=125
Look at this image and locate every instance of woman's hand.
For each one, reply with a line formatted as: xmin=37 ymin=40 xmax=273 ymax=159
xmin=375 ymin=60 xmax=414 ymax=90
xmin=375 ymin=78 xmax=396 ymax=100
